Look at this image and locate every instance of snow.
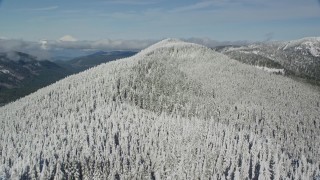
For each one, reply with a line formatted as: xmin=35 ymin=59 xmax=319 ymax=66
xmin=283 ymin=37 xmax=320 ymax=49
xmin=139 ymin=38 xmax=206 ymax=56
xmin=255 ymin=66 xmax=285 ymax=74
xmin=39 ymin=40 xmax=48 ymax=50
xmin=0 ymin=69 xmax=10 ymax=74
xmin=236 ymin=50 xmax=259 ymax=55
xmin=309 ymin=47 xmax=320 ymax=57
xmin=59 ymin=35 xmax=77 ymax=42
xmin=252 ymin=50 xmax=259 ymax=55
xmin=305 ymin=41 xmax=320 ymax=57
xmin=283 ymin=37 xmax=320 ymax=57
xmin=0 ymin=38 xmax=319 ymax=179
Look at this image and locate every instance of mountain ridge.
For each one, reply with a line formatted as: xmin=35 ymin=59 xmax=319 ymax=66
xmin=215 ymin=37 xmax=320 ymax=83
xmin=0 ymin=39 xmax=319 ymax=179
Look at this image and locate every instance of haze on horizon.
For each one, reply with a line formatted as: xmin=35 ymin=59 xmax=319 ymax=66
xmin=0 ymin=0 xmax=319 ymax=42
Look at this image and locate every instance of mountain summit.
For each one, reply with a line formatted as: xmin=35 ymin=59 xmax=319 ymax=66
xmin=0 ymin=39 xmax=319 ymax=179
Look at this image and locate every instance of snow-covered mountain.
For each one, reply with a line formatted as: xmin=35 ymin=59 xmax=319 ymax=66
xmin=282 ymin=37 xmax=320 ymax=57
xmin=215 ymin=37 xmax=320 ymax=82
xmin=0 ymin=39 xmax=320 ymax=179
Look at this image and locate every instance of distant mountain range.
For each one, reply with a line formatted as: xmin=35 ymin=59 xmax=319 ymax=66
xmin=0 ymin=50 xmax=136 ymax=106
xmin=1 ymin=37 xmax=319 ymax=106
xmin=0 ymin=52 xmax=70 ymax=106
xmin=57 ymin=50 xmax=136 ymax=71
xmin=214 ymin=37 xmax=320 ymax=84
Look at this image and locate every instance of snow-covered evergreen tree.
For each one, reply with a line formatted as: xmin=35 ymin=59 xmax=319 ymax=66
xmin=0 ymin=39 xmax=319 ymax=179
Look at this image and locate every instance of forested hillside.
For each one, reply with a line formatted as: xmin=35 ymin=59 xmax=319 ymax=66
xmin=0 ymin=52 xmax=71 ymax=106
xmin=215 ymin=37 xmax=320 ymax=84
xmin=0 ymin=39 xmax=319 ymax=179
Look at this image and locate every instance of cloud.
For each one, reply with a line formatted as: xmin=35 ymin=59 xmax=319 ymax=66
xmin=103 ymin=0 xmax=159 ymax=5
xmin=264 ymin=32 xmax=274 ymax=42
xmin=33 ymin=6 xmax=58 ymax=11
xmin=0 ymin=37 xmax=251 ymax=60
xmin=0 ymin=39 xmax=33 ymax=52
xmin=166 ymin=0 xmax=320 ymax=25
xmin=184 ymin=37 xmax=249 ymax=48
xmin=6 ymin=51 xmax=23 ymax=62
xmin=59 ymin=35 xmax=78 ymax=42
xmin=48 ymin=38 xmax=247 ymax=51
xmin=0 ymin=39 xmax=50 ymax=60
xmin=171 ymin=1 xmax=216 ymax=13
xmin=19 ymin=6 xmax=58 ymax=12
xmin=169 ymin=0 xmax=252 ymax=13
xmin=0 ymin=38 xmax=157 ymax=60
xmin=91 ymin=39 xmax=156 ymax=50
xmin=168 ymin=0 xmax=320 ymax=21
xmin=49 ymin=39 xmax=157 ymax=51
xmin=40 ymin=40 xmax=48 ymax=50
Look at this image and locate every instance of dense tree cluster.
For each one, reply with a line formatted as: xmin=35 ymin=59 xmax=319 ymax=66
xmin=223 ymin=50 xmax=283 ymax=70
xmin=0 ymin=39 xmax=319 ymax=179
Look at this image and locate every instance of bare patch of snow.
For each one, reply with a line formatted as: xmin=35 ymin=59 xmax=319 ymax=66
xmin=0 ymin=69 xmax=10 ymax=74
xmin=255 ymin=66 xmax=285 ymax=74
xmin=283 ymin=37 xmax=320 ymax=57
xmin=309 ymin=47 xmax=320 ymax=57
xmin=252 ymin=50 xmax=259 ymax=55
xmin=40 ymin=40 xmax=48 ymax=50
xmin=305 ymin=41 xmax=320 ymax=57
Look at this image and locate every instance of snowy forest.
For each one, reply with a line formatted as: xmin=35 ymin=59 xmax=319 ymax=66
xmin=0 ymin=39 xmax=320 ymax=179
xmin=216 ymin=37 xmax=320 ymax=83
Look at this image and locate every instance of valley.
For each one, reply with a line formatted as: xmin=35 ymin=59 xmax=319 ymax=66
xmin=0 ymin=51 xmax=136 ymax=106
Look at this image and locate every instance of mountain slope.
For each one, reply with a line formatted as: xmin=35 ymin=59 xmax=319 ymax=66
xmin=0 ymin=52 xmax=71 ymax=106
xmin=0 ymin=39 xmax=320 ymax=179
xmin=215 ymin=37 xmax=320 ymax=83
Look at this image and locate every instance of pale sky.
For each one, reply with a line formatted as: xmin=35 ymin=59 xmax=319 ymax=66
xmin=0 ymin=0 xmax=320 ymax=41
